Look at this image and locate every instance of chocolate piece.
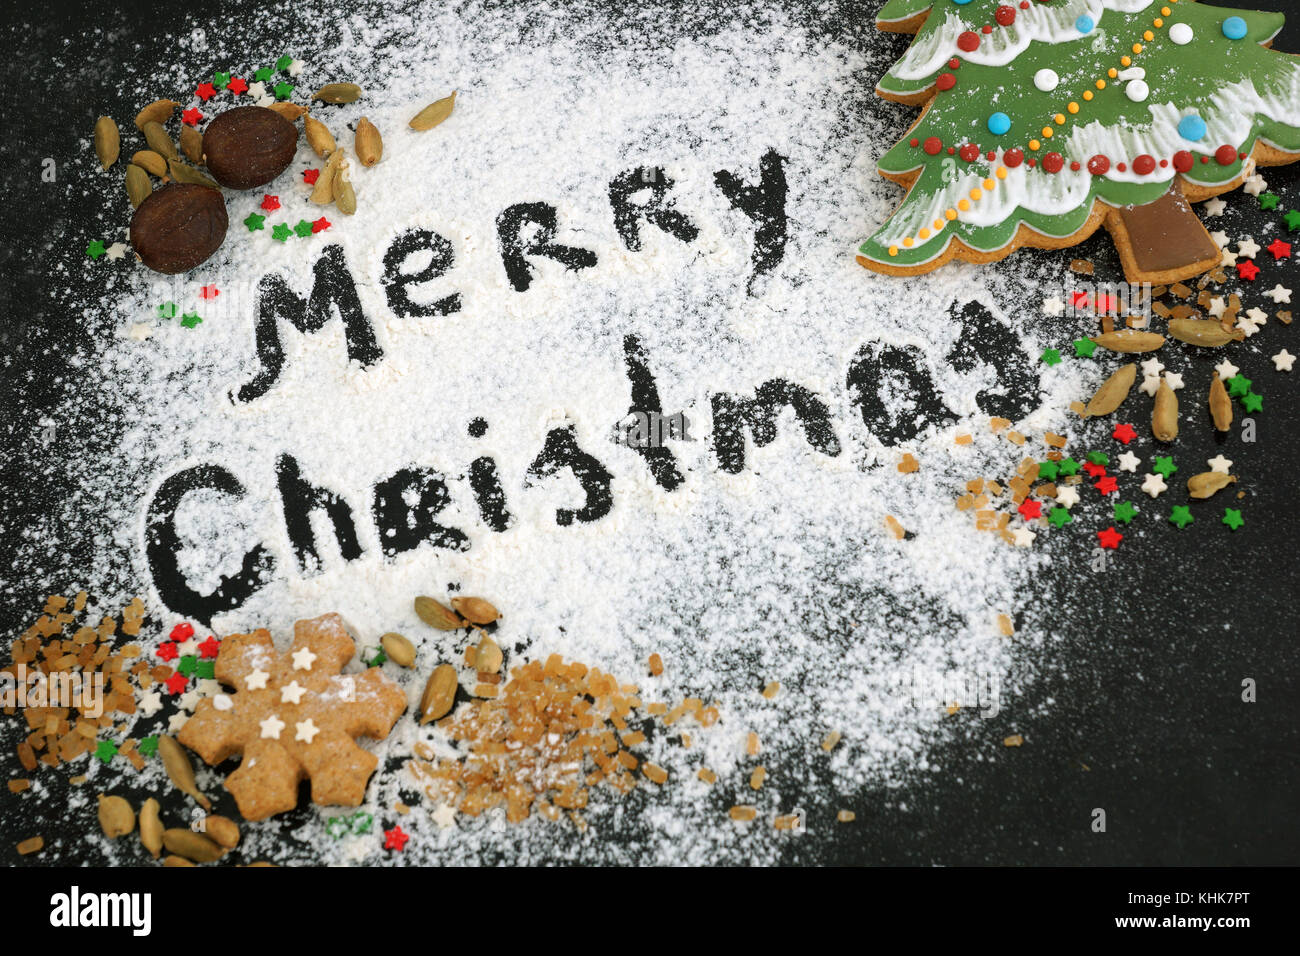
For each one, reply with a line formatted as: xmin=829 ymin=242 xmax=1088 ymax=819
xmin=1113 ymin=182 xmax=1221 ymax=281
xmin=202 ymin=106 xmax=297 ymax=190
xmin=129 ymin=183 xmax=228 ymax=274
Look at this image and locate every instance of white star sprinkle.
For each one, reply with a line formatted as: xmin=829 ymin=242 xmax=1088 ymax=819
xmin=1243 ymin=174 xmax=1266 ymax=197
xmin=295 ymin=718 xmax=320 ymax=744
xmin=1237 ymin=238 xmax=1261 ymax=259
xmin=213 ymin=694 xmax=233 ymax=711
xmin=292 ymin=647 xmax=317 ymax=671
xmin=168 ymin=712 xmax=189 ymax=733
xmin=432 ymin=803 xmax=458 ymax=829
xmin=1237 ymin=313 xmax=1263 ymax=337
xmin=1117 ymin=451 xmax=1141 ymax=473
xmin=1139 ymin=374 xmax=1162 ymax=397
xmin=177 ymin=638 xmax=199 ymax=657
xmin=1141 ymin=473 xmax=1168 ymax=498
xmin=1140 ymin=357 xmax=1165 ymax=378
xmin=1163 ymin=372 xmax=1184 ymax=391
xmin=256 ymin=94 xmax=275 ymax=107
xmin=1209 ymin=230 xmax=1229 ymax=247
xmin=128 ymin=323 xmax=152 ymax=341
xmin=1011 ymin=526 xmax=1036 ymax=548
xmin=178 ymin=689 xmax=200 ymax=712
xmin=288 ymin=58 xmax=305 ymax=77
xmin=1042 ymin=296 xmax=1065 ymax=317
xmin=1264 ymin=284 xmax=1292 ymax=304
xmin=1208 ymin=455 xmax=1233 ymax=474
xmin=260 ymin=714 xmax=285 ymax=740
xmin=1055 ymin=485 xmax=1080 ymax=509
xmin=1215 ymin=359 xmax=1240 ymax=380
xmin=105 ymin=242 xmax=128 ymax=260
xmin=1202 ymin=197 xmax=1227 ymax=217
xmin=245 ymin=668 xmax=269 ymax=690
xmin=280 ymin=680 xmax=306 ymax=704
xmin=1219 ymin=248 xmax=1238 ymax=268
xmin=1273 ymin=349 xmax=1296 ymax=372
xmin=138 ymin=689 xmax=162 ymax=717
xmin=196 ymin=679 xmax=221 ymax=697
xmin=247 ymin=81 xmax=266 ymax=99
xmin=1208 ymin=296 xmax=1227 ymax=318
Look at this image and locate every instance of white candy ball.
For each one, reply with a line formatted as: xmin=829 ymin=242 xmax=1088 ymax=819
xmin=1125 ymin=79 xmax=1150 ymax=102
xmin=1034 ymin=68 xmax=1059 ymax=92
xmin=1169 ymin=23 xmax=1193 ymax=45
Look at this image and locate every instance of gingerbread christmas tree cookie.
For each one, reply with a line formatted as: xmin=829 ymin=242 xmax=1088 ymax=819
xmin=178 ymin=613 xmax=406 ymax=821
xmin=860 ymin=0 xmax=1300 ymax=283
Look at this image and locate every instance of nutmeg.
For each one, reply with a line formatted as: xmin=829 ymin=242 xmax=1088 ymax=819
xmin=202 ymin=106 xmax=297 ymax=190
xmin=129 ymin=184 xmax=228 ymax=274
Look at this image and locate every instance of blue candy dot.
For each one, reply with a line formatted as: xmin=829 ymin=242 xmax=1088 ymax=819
xmin=1222 ymin=16 xmax=1247 ymax=39
xmin=1075 ymin=15 xmax=1095 ymax=34
xmin=987 ymin=112 xmax=1011 ymax=136
xmin=953 ymin=0 xmax=973 ymax=5
xmin=1178 ymin=114 xmax=1207 ymax=141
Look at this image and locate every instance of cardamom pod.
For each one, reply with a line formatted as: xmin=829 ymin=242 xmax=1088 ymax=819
xmin=167 ymin=158 xmax=221 ymax=191
xmin=1168 ymin=318 xmax=1242 ymax=347
xmin=94 ymin=116 xmax=120 ymax=170
xmin=204 ymin=814 xmax=241 ymax=849
xmin=414 ymin=596 xmax=464 ymax=630
xmin=179 ymin=126 xmax=204 ymax=164
xmin=304 ymin=114 xmax=336 ymax=158
xmin=134 ymin=98 xmax=178 ymax=130
xmin=1084 ymin=363 xmax=1136 ymax=417
xmin=1089 ymin=331 xmax=1166 ymax=354
xmin=334 ymin=167 xmax=356 ymax=215
xmin=473 ymin=634 xmax=503 ymax=674
xmin=267 ymin=102 xmax=308 ymax=122
xmin=310 ymin=148 xmax=343 ymax=204
xmin=410 ymin=91 xmax=456 ymax=130
xmin=97 ymin=793 xmax=134 ymax=838
xmin=1209 ymin=373 xmax=1233 ymax=432
xmin=157 ymin=734 xmax=211 ymax=809
xmin=143 ymin=120 xmax=178 ymax=161
xmin=312 ymin=82 xmax=362 ymax=103
xmin=131 ymin=149 xmax=167 ymax=177
xmin=451 ymin=596 xmax=500 ymax=625
xmin=162 ymin=828 xmax=224 ymax=863
xmin=355 ymin=116 xmax=382 ymax=167
xmin=419 ymin=663 xmax=459 ymax=724
xmin=1187 ymin=471 xmax=1237 ymax=499
xmin=125 ymin=164 xmax=152 ymax=208
xmin=1152 ymin=379 xmax=1178 ymax=442
xmin=139 ymin=797 xmax=163 ymax=859
xmin=162 ymin=855 xmax=196 ymax=867
xmin=380 ymin=632 xmax=416 ymax=668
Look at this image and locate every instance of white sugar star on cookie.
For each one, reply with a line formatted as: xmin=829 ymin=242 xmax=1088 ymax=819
xmin=245 ymin=668 xmax=269 ymax=690
xmin=280 ymin=680 xmax=306 ymax=704
xmin=295 ymin=718 xmax=320 ymax=744
xmin=214 ymin=694 xmax=233 ymax=712
xmin=260 ymin=714 xmax=285 ymax=740
xmin=292 ymin=647 xmax=317 ymax=671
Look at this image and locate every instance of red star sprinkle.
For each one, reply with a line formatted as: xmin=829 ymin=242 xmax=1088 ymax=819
xmin=198 ymin=636 xmax=222 ymax=659
xmin=1017 ymin=499 xmax=1042 ymax=521
xmin=1236 ymin=259 xmax=1260 ymax=281
xmin=182 ymin=108 xmax=204 ymax=126
xmin=199 ymin=285 xmax=220 ymax=300
xmin=1070 ymin=291 xmax=1090 ymax=309
xmin=1082 ymin=461 xmax=1107 ymax=478
xmin=195 ymin=82 xmax=217 ymax=102
xmin=227 ymin=77 xmax=248 ymax=96
xmin=1267 ymin=239 xmax=1291 ymax=260
xmin=303 ymin=169 xmax=320 ymax=185
xmin=261 ymin=194 xmax=281 ymax=211
xmin=311 ymin=216 xmax=332 ymax=233
xmin=384 ymin=826 xmax=409 ymax=851
xmin=156 ymin=641 xmax=179 ymax=662
xmin=1112 ymin=423 xmax=1137 ymax=444
xmin=1094 ymin=293 xmax=1116 ymax=314
xmin=1097 ymin=526 xmax=1123 ymax=549
xmin=1094 ymin=475 xmax=1119 ymax=495
xmin=164 ymin=671 xmax=189 ymax=695
xmin=170 ymin=622 xmax=195 ymax=641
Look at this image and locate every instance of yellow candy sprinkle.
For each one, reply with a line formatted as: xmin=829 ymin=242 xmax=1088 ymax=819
xmin=903 ymin=237 xmax=913 ymax=248
xmin=1161 ymin=7 xmax=1171 ymax=15
xmin=1154 ymin=18 xmax=1163 ymax=27
xmin=1108 ymin=68 xmax=1118 ymax=79
xmin=1096 ymin=79 xmax=1106 ymax=90
xmin=919 ymin=228 xmax=930 ymax=239
xmin=1068 ymin=101 xmax=1080 ymax=114
xmin=934 ymin=219 xmax=944 ymax=231
xmin=969 ymin=188 xmax=982 ymax=201
xmin=1083 ymin=90 xmax=1094 ymax=101
xmin=1054 ymin=113 xmax=1066 ymax=124
xmin=1042 ymin=127 xmax=1053 ymax=138
xmin=888 ymin=246 xmax=898 ymax=256
xmin=958 ymin=199 xmax=971 ymax=211
xmin=945 ymin=208 xmax=958 ymax=220
xmin=1029 ymin=138 xmax=1041 ymax=150
xmin=1143 ymin=30 xmax=1154 ymax=41
xmin=1132 ymin=43 xmax=1143 ymax=54
xmin=983 ymin=178 xmax=996 ymax=190
xmin=995 ymin=166 xmax=1008 ymax=179
xmin=1121 ymin=55 xmax=1131 ymax=67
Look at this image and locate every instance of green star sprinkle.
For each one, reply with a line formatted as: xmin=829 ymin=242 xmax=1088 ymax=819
xmin=1113 ymin=501 xmax=1138 ymax=525
xmin=1047 ymin=506 xmax=1072 ymax=529
xmin=1073 ymin=338 xmax=1097 ymax=358
xmin=138 ymin=735 xmax=158 ymax=757
xmin=1241 ymin=392 xmax=1263 ymax=414
xmin=1152 ymin=456 xmax=1177 ymax=479
xmin=1258 ymin=192 xmax=1280 ymax=211
xmin=1040 ymin=348 xmax=1062 ymax=367
xmin=94 ymin=740 xmax=118 ymax=764
xmin=1169 ymin=505 xmax=1194 ymax=529
xmin=86 ymin=239 xmax=106 ymax=260
xmin=1057 ymin=457 xmax=1081 ymax=477
xmin=180 ymin=312 xmax=202 ymax=329
xmin=157 ymin=302 xmax=178 ymax=319
xmin=294 ymin=219 xmax=314 ymax=238
xmin=1222 ymin=508 xmax=1245 ymax=531
xmin=1226 ymin=374 xmax=1252 ymax=398
xmin=1086 ymin=451 xmax=1108 ymax=466
xmin=254 ymin=66 xmax=274 ymax=82
xmin=365 ymin=649 xmax=387 ymax=667
xmin=275 ymin=54 xmax=294 ymax=71
xmin=274 ymin=80 xmax=294 ymax=100
xmin=1285 ymin=209 xmax=1300 ymax=233
xmin=196 ymin=660 xmax=215 ymax=679
xmin=1037 ymin=460 xmax=1060 ymax=482
xmin=213 ymin=71 xmax=231 ymax=89
xmin=272 ymin=223 xmax=292 ymax=242
xmin=244 ymin=212 xmax=266 ymax=232
xmin=177 ymin=654 xmax=198 ymax=677
xmin=350 ymin=811 xmax=373 ymax=834
xmin=326 ymin=816 xmax=351 ymax=839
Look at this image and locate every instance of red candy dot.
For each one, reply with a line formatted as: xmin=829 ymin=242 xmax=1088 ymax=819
xmin=959 ymin=143 xmax=980 ymax=162
xmin=1020 ymin=0 xmax=1029 ymax=7
xmin=949 ymin=57 xmax=961 ymax=69
xmin=1172 ymin=150 xmax=1194 ymax=172
xmin=1201 ymin=155 xmax=1210 ymax=163
xmin=1159 ymin=159 xmax=1168 ymax=168
xmin=1070 ymin=161 xmax=1081 ymax=171
xmin=1239 ymin=151 xmax=1248 ymax=159
xmin=996 ymin=5 xmax=1016 ymax=25
xmin=1087 ymin=154 xmax=1110 ymax=175
xmin=1003 ymin=147 xmax=1024 ymax=168
xmin=981 ymin=24 xmax=993 ymax=34
xmin=987 ymin=150 xmax=997 ymax=160
xmin=1215 ymin=144 xmax=1238 ymax=165
xmin=1132 ymin=154 xmax=1156 ymax=175
xmin=1117 ymin=162 xmax=1127 ymax=172
xmin=910 ymin=137 xmax=920 ymax=148
xmin=923 ymin=137 xmax=943 ymax=155
xmin=1027 ymin=158 xmax=1037 ymax=167
xmin=948 ymin=146 xmax=956 ymax=155
xmin=957 ymin=31 xmax=981 ymax=52
xmin=1042 ymin=152 xmax=1064 ymax=173
xmin=936 ymin=73 xmax=957 ymax=91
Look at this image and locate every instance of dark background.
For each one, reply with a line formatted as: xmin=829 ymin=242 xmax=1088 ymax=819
xmin=0 ymin=0 xmax=1297 ymax=866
